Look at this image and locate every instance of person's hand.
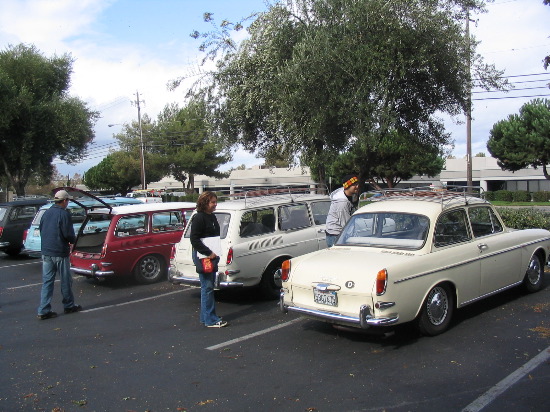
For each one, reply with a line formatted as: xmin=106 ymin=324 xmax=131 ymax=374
xmin=208 ymin=253 xmax=217 ymax=259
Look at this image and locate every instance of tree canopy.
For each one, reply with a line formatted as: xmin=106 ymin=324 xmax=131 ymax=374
xmin=0 ymin=44 xmax=99 ymax=195
xmin=84 ymin=99 xmax=230 ymax=193
xmin=487 ymin=98 xmax=550 ymax=179
xmin=189 ymin=0 xmax=506 ymax=190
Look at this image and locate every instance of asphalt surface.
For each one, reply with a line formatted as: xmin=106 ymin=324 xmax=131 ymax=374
xmin=0 ymin=252 xmax=549 ymax=411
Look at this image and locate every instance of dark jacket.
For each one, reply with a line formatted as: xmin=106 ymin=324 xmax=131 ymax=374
xmin=190 ymin=211 xmax=220 ymax=256
xmin=39 ymin=204 xmax=75 ymax=257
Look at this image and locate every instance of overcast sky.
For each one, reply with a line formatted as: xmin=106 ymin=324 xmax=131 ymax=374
xmin=1 ymin=0 xmax=549 ymax=177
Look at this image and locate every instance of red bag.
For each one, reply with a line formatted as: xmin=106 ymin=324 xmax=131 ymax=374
xmin=201 ymin=258 xmax=214 ymax=273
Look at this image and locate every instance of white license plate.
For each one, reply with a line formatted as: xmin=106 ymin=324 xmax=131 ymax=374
xmin=313 ymin=289 xmax=337 ymax=307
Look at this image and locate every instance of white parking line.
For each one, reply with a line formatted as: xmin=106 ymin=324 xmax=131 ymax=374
xmin=206 ymin=317 xmax=305 ymax=351
xmin=7 ymin=280 xmax=57 ymax=290
xmin=461 ymin=345 xmax=550 ymax=412
xmin=81 ymin=288 xmax=193 ymax=312
xmin=1 ymin=261 xmax=41 ymax=269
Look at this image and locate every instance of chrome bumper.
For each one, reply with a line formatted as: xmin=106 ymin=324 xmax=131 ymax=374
xmin=279 ymin=292 xmax=399 ymax=329
xmin=169 ymin=267 xmax=244 ymax=288
xmin=71 ymin=264 xmax=114 ymax=277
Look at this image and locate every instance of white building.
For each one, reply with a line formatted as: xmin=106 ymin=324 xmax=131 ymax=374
xmin=146 ymin=157 xmax=550 ymax=194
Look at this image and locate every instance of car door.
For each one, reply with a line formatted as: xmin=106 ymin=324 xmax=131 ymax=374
xmin=278 ymin=203 xmax=319 ymax=256
xmin=468 ymin=206 xmax=522 ymax=295
xmin=309 ymin=200 xmax=331 ymax=249
xmin=432 ymin=208 xmax=481 ymax=304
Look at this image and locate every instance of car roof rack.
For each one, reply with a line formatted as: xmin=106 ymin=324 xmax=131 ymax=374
xmin=225 ymin=184 xmax=328 ymax=208
xmin=360 ymin=185 xmax=487 ymax=208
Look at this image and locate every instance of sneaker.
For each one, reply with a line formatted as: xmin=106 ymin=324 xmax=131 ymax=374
xmin=206 ymin=320 xmax=228 ymax=328
xmin=64 ymin=304 xmax=82 ymax=314
xmin=37 ymin=311 xmax=57 ymax=320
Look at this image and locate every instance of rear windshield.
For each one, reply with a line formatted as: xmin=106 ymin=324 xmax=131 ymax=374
xmin=0 ymin=207 xmax=7 ymax=222
xmin=80 ymin=214 xmax=113 ymax=235
xmin=337 ymin=212 xmax=429 ymax=250
xmin=184 ymin=212 xmax=231 ymax=240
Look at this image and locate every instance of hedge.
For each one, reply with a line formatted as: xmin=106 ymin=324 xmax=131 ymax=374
xmin=497 ymin=207 xmax=550 ymax=230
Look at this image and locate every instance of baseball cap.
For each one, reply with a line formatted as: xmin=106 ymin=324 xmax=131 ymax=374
xmin=54 ymin=190 xmax=72 ymax=200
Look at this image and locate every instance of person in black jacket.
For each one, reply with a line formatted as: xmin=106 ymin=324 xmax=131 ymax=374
xmin=37 ymin=190 xmax=82 ymax=320
xmin=190 ymin=191 xmax=227 ymax=328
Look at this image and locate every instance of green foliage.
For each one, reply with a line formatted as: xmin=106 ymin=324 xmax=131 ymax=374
xmin=190 ymin=0 xmax=506 ymax=190
xmin=493 ymin=190 xmax=513 ymax=202
xmin=163 ymin=192 xmax=200 ymax=203
xmin=511 ymin=190 xmax=531 ymax=202
xmin=0 ymin=44 xmax=99 ymax=195
xmin=484 ymin=191 xmax=495 ymax=201
xmin=487 ymin=99 xmax=550 ymax=179
xmin=532 ymin=191 xmax=550 ymax=202
xmin=497 ymin=207 xmax=550 ymax=230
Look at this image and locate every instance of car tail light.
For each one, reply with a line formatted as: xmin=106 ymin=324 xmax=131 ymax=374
xmin=281 ymin=259 xmax=291 ymax=282
xmin=100 ymin=243 xmax=108 ymax=259
xmin=170 ymin=244 xmax=176 ymax=260
xmin=376 ymin=269 xmax=388 ymax=295
xmin=0 ymin=227 xmax=3 ymax=237
xmin=22 ymin=229 xmax=28 ymax=242
xmin=226 ymin=247 xmax=233 ymax=265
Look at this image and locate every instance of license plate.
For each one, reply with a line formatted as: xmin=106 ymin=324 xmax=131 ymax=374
xmin=313 ymin=289 xmax=337 ymax=307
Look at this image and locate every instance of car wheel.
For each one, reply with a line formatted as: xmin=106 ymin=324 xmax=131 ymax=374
xmin=523 ymin=253 xmax=544 ymax=293
xmin=134 ymin=255 xmax=165 ymax=284
xmin=415 ymin=284 xmax=454 ymax=336
xmin=259 ymin=261 xmax=283 ymax=300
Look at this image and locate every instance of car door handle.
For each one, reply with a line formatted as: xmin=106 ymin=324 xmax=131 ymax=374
xmin=477 ymin=243 xmax=488 ymax=251
xmin=318 ymin=229 xmax=325 ymax=233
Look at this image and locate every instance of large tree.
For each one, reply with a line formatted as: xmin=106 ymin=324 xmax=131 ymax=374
xmin=0 ymin=44 xmax=99 ymax=195
xmin=487 ymin=98 xmax=550 ymax=179
xmin=150 ymin=99 xmax=230 ymax=193
xmin=85 ymin=117 xmax=166 ymax=193
xmin=188 ymin=0 xmax=506 ymax=190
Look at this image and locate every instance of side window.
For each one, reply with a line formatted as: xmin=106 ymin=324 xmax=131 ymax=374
xmin=10 ymin=206 xmax=38 ymax=220
xmin=279 ymin=204 xmax=311 ymax=231
xmin=115 ymin=214 xmax=148 ymax=237
xmin=468 ymin=206 xmax=503 ymax=237
xmin=310 ymin=200 xmax=330 ymax=225
xmin=239 ymin=208 xmax=276 ymax=237
xmin=434 ymin=209 xmax=471 ymax=247
xmin=152 ymin=211 xmax=184 ymax=232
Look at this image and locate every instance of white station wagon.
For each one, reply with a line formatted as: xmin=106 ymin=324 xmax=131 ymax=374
xmin=280 ymin=187 xmax=550 ymax=336
xmin=169 ymin=186 xmax=331 ymax=298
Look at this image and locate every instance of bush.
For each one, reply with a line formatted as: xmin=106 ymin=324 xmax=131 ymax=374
xmin=494 ymin=190 xmax=513 ymax=202
xmin=484 ymin=191 xmax=495 ymax=201
xmin=532 ymin=191 xmax=550 ymax=202
xmin=497 ymin=207 xmax=550 ymax=230
xmin=511 ymin=190 xmax=531 ymax=202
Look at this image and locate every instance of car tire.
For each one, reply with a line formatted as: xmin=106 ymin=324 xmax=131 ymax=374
xmin=134 ymin=255 xmax=165 ymax=284
xmin=415 ymin=283 xmax=454 ymax=336
xmin=523 ymin=253 xmax=544 ymax=293
xmin=259 ymin=261 xmax=283 ymax=300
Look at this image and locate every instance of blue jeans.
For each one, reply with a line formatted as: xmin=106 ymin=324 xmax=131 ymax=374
xmin=199 ymin=271 xmax=222 ymax=326
xmin=326 ymin=233 xmax=339 ymax=247
xmin=38 ymin=255 xmax=75 ymax=315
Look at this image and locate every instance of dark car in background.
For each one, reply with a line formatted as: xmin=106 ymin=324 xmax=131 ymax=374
xmin=0 ymin=198 xmax=48 ymax=256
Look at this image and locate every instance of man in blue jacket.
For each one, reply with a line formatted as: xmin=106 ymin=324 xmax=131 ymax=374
xmin=37 ymin=190 xmax=82 ymax=319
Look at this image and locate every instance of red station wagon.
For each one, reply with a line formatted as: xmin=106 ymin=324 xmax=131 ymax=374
xmin=70 ymin=199 xmax=196 ymax=283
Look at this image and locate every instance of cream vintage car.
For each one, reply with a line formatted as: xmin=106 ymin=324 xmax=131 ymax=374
xmin=280 ymin=187 xmax=550 ymax=336
xmin=169 ymin=186 xmax=331 ymax=299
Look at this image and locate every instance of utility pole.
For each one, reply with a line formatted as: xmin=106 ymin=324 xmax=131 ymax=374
xmin=465 ymin=8 xmax=473 ymax=188
xmin=133 ymin=91 xmax=146 ymax=190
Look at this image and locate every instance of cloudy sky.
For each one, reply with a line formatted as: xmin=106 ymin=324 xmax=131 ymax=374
xmin=1 ymin=0 xmax=549 ymax=177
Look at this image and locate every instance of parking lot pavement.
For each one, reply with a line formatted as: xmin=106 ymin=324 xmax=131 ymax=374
xmin=0 ymin=252 xmax=549 ymax=411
